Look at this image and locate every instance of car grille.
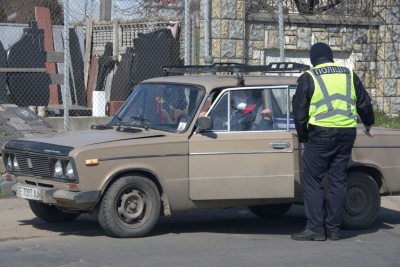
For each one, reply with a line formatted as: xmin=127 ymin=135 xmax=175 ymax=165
xmin=14 ymin=152 xmax=53 ymax=178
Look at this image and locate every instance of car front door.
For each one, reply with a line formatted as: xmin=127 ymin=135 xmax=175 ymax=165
xmin=188 ymin=86 xmax=296 ymax=200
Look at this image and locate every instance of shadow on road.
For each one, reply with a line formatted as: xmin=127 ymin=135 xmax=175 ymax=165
xmin=19 ymin=204 xmax=400 ymax=239
xmin=152 ymin=205 xmax=400 ymax=240
xmin=19 ymin=214 xmax=104 ymax=237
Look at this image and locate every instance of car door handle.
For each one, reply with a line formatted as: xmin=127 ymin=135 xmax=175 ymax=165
xmin=269 ymin=142 xmax=290 ymax=149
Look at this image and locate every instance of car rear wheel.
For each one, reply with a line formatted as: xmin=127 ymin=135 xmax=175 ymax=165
xmin=341 ymin=171 xmax=380 ymax=229
xmin=98 ymin=175 xmax=160 ymax=238
xmin=29 ymin=201 xmax=80 ymax=222
xmin=248 ymin=203 xmax=292 ymax=218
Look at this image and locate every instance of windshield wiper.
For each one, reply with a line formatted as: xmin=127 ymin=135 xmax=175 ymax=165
xmin=91 ymin=115 xmax=119 ymax=130
xmin=130 ymin=116 xmax=150 ymax=130
xmin=116 ymin=126 xmax=143 ymax=133
xmin=91 ymin=124 xmax=113 ymax=130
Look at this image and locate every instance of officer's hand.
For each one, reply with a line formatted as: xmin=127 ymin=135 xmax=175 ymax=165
xmin=300 ymin=140 xmax=309 ymax=149
xmin=363 ymin=125 xmax=373 ymax=137
xmin=364 ymin=125 xmax=372 ymax=132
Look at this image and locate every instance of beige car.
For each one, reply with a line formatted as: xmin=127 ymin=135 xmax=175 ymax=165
xmin=1 ymin=63 xmax=399 ymax=238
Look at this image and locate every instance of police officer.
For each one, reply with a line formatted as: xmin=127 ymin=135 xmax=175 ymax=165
xmin=291 ymin=42 xmax=375 ymax=241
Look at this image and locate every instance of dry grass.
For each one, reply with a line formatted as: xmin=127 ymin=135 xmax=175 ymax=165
xmin=374 ymin=110 xmax=400 ymax=129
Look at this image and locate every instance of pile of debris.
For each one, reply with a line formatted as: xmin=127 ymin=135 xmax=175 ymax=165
xmin=0 ymin=104 xmax=53 ymax=150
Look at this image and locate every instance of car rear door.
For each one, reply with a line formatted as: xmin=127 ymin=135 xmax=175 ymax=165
xmin=188 ymin=86 xmax=296 ymax=200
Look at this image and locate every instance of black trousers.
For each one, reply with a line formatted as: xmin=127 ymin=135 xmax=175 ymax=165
xmin=302 ymin=140 xmax=354 ymax=234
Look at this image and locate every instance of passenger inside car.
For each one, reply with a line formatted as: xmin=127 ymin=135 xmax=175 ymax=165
xmin=156 ymin=85 xmax=188 ymax=123
xmin=199 ymin=89 xmax=222 ymax=118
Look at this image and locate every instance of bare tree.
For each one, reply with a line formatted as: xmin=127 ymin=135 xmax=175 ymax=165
xmin=112 ymin=0 xmax=185 ymax=19
xmin=294 ymin=0 xmax=343 ymax=14
xmin=0 ymin=0 xmax=14 ymax=22
xmin=0 ymin=5 xmax=7 ymax=22
xmin=4 ymin=0 xmax=64 ymax=25
xmin=247 ymin=0 xmax=345 ymax=15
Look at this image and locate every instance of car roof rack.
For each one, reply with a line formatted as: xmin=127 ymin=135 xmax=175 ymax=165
xmin=162 ymin=62 xmax=309 ymax=75
xmin=162 ymin=62 xmax=310 ymax=86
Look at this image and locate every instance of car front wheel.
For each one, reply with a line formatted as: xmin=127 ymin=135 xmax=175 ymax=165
xmin=341 ymin=171 xmax=380 ymax=230
xmin=98 ymin=175 xmax=161 ymax=238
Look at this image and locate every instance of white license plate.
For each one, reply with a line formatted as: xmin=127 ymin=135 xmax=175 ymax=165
xmin=16 ymin=185 xmax=42 ymax=200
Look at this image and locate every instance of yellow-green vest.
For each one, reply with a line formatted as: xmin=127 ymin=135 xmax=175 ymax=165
xmin=306 ymin=62 xmax=357 ymax=128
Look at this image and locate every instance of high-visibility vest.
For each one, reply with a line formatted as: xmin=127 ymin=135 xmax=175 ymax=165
xmin=307 ymin=62 xmax=357 ymax=128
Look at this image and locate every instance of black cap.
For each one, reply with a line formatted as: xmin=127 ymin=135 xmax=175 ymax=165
xmin=310 ymin=42 xmax=333 ymax=66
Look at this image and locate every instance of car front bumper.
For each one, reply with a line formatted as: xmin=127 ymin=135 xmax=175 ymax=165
xmin=1 ymin=178 xmax=101 ymax=210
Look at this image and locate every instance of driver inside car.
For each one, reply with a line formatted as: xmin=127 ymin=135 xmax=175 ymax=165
xmin=230 ymin=90 xmax=273 ymax=131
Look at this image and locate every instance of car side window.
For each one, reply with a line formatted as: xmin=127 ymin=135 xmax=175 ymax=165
xmin=269 ymin=87 xmax=296 ymax=130
xmin=207 ymin=89 xmax=274 ymax=132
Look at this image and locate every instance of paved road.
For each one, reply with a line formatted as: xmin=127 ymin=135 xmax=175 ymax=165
xmin=0 ymin=196 xmax=399 ymax=267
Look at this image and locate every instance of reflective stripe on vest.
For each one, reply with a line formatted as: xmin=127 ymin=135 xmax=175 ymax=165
xmin=307 ymin=63 xmax=357 ymax=127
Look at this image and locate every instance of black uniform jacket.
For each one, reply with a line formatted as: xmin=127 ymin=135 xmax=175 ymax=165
xmin=292 ymin=58 xmax=375 ymax=143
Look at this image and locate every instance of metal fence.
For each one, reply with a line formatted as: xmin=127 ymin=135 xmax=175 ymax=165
xmin=247 ymin=0 xmax=375 ymax=17
xmin=0 ymin=0 xmax=397 ymax=132
xmin=0 ymin=0 xmax=187 ymax=132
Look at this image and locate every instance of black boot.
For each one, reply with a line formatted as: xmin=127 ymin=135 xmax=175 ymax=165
xmin=326 ymin=232 xmax=340 ymax=241
xmin=291 ymin=229 xmax=326 ymax=241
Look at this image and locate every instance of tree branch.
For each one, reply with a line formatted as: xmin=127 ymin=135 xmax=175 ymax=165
xmin=315 ymin=0 xmax=343 ymax=12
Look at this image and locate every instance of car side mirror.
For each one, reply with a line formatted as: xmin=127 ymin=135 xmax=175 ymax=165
xmin=197 ymin=116 xmax=213 ymax=131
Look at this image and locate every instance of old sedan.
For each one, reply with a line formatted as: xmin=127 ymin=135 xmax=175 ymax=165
xmin=1 ymin=63 xmax=399 ymax=237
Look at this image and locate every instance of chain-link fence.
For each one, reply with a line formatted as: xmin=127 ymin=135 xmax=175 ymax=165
xmin=0 ymin=0 xmax=188 ymax=131
xmin=0 ymin=0 xmax=398 ymax=133
xmin=247 ymin=0 xmax=375 ymax=16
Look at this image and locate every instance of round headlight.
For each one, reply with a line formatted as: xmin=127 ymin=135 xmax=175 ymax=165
xmin=54 ymin=160 xmax=63 ymax=177
xmin=66 ymin=162 xmax=74 ymax=179
xmin=6 ymin=155 xmax=12 ymax=169
xmin=13 ymin=157 xmax=19 ymax=171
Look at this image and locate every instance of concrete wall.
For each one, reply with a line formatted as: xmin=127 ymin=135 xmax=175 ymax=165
xmin=375 ymin=1 xmax=400 ymax=114
xmin=44 ymin=116 xmax=110 ymax=131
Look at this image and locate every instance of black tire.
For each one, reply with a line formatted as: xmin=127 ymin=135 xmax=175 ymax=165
xmin=248 ymin=203 xmax=292 ymax=218
xmin=29 ymin=201 xmax=80 ymax=223
xmin=98 ymin=175 xmax=161 ymax=238
xmin=341 ymin=171 xmax=380 ymax=230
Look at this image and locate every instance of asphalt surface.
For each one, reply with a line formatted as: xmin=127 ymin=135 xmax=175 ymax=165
xmin=0 ymin=196 xmax=399 ymax=267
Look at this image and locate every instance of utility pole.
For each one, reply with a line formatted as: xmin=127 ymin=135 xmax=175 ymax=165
xmin=100 ymin=0 xmax=112 ymax=21
xmin=184 ymin=0 xmax=190 ymax=65
xmin=278 ymin=0 xmax=284 ymax=62
xmin=63 ymin=0 xmax=70 ymax=130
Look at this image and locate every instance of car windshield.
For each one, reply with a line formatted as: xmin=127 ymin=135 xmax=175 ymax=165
xmin=108 ymin=83 xmax=204 ymax=133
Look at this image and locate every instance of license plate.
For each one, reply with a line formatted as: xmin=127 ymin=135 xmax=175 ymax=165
xmin=16 ymin=185 xmax=42 ymax=200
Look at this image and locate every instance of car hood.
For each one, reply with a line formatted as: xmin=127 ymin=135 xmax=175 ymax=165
xmin=4 ymin=128 xmax=165 ymax=156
